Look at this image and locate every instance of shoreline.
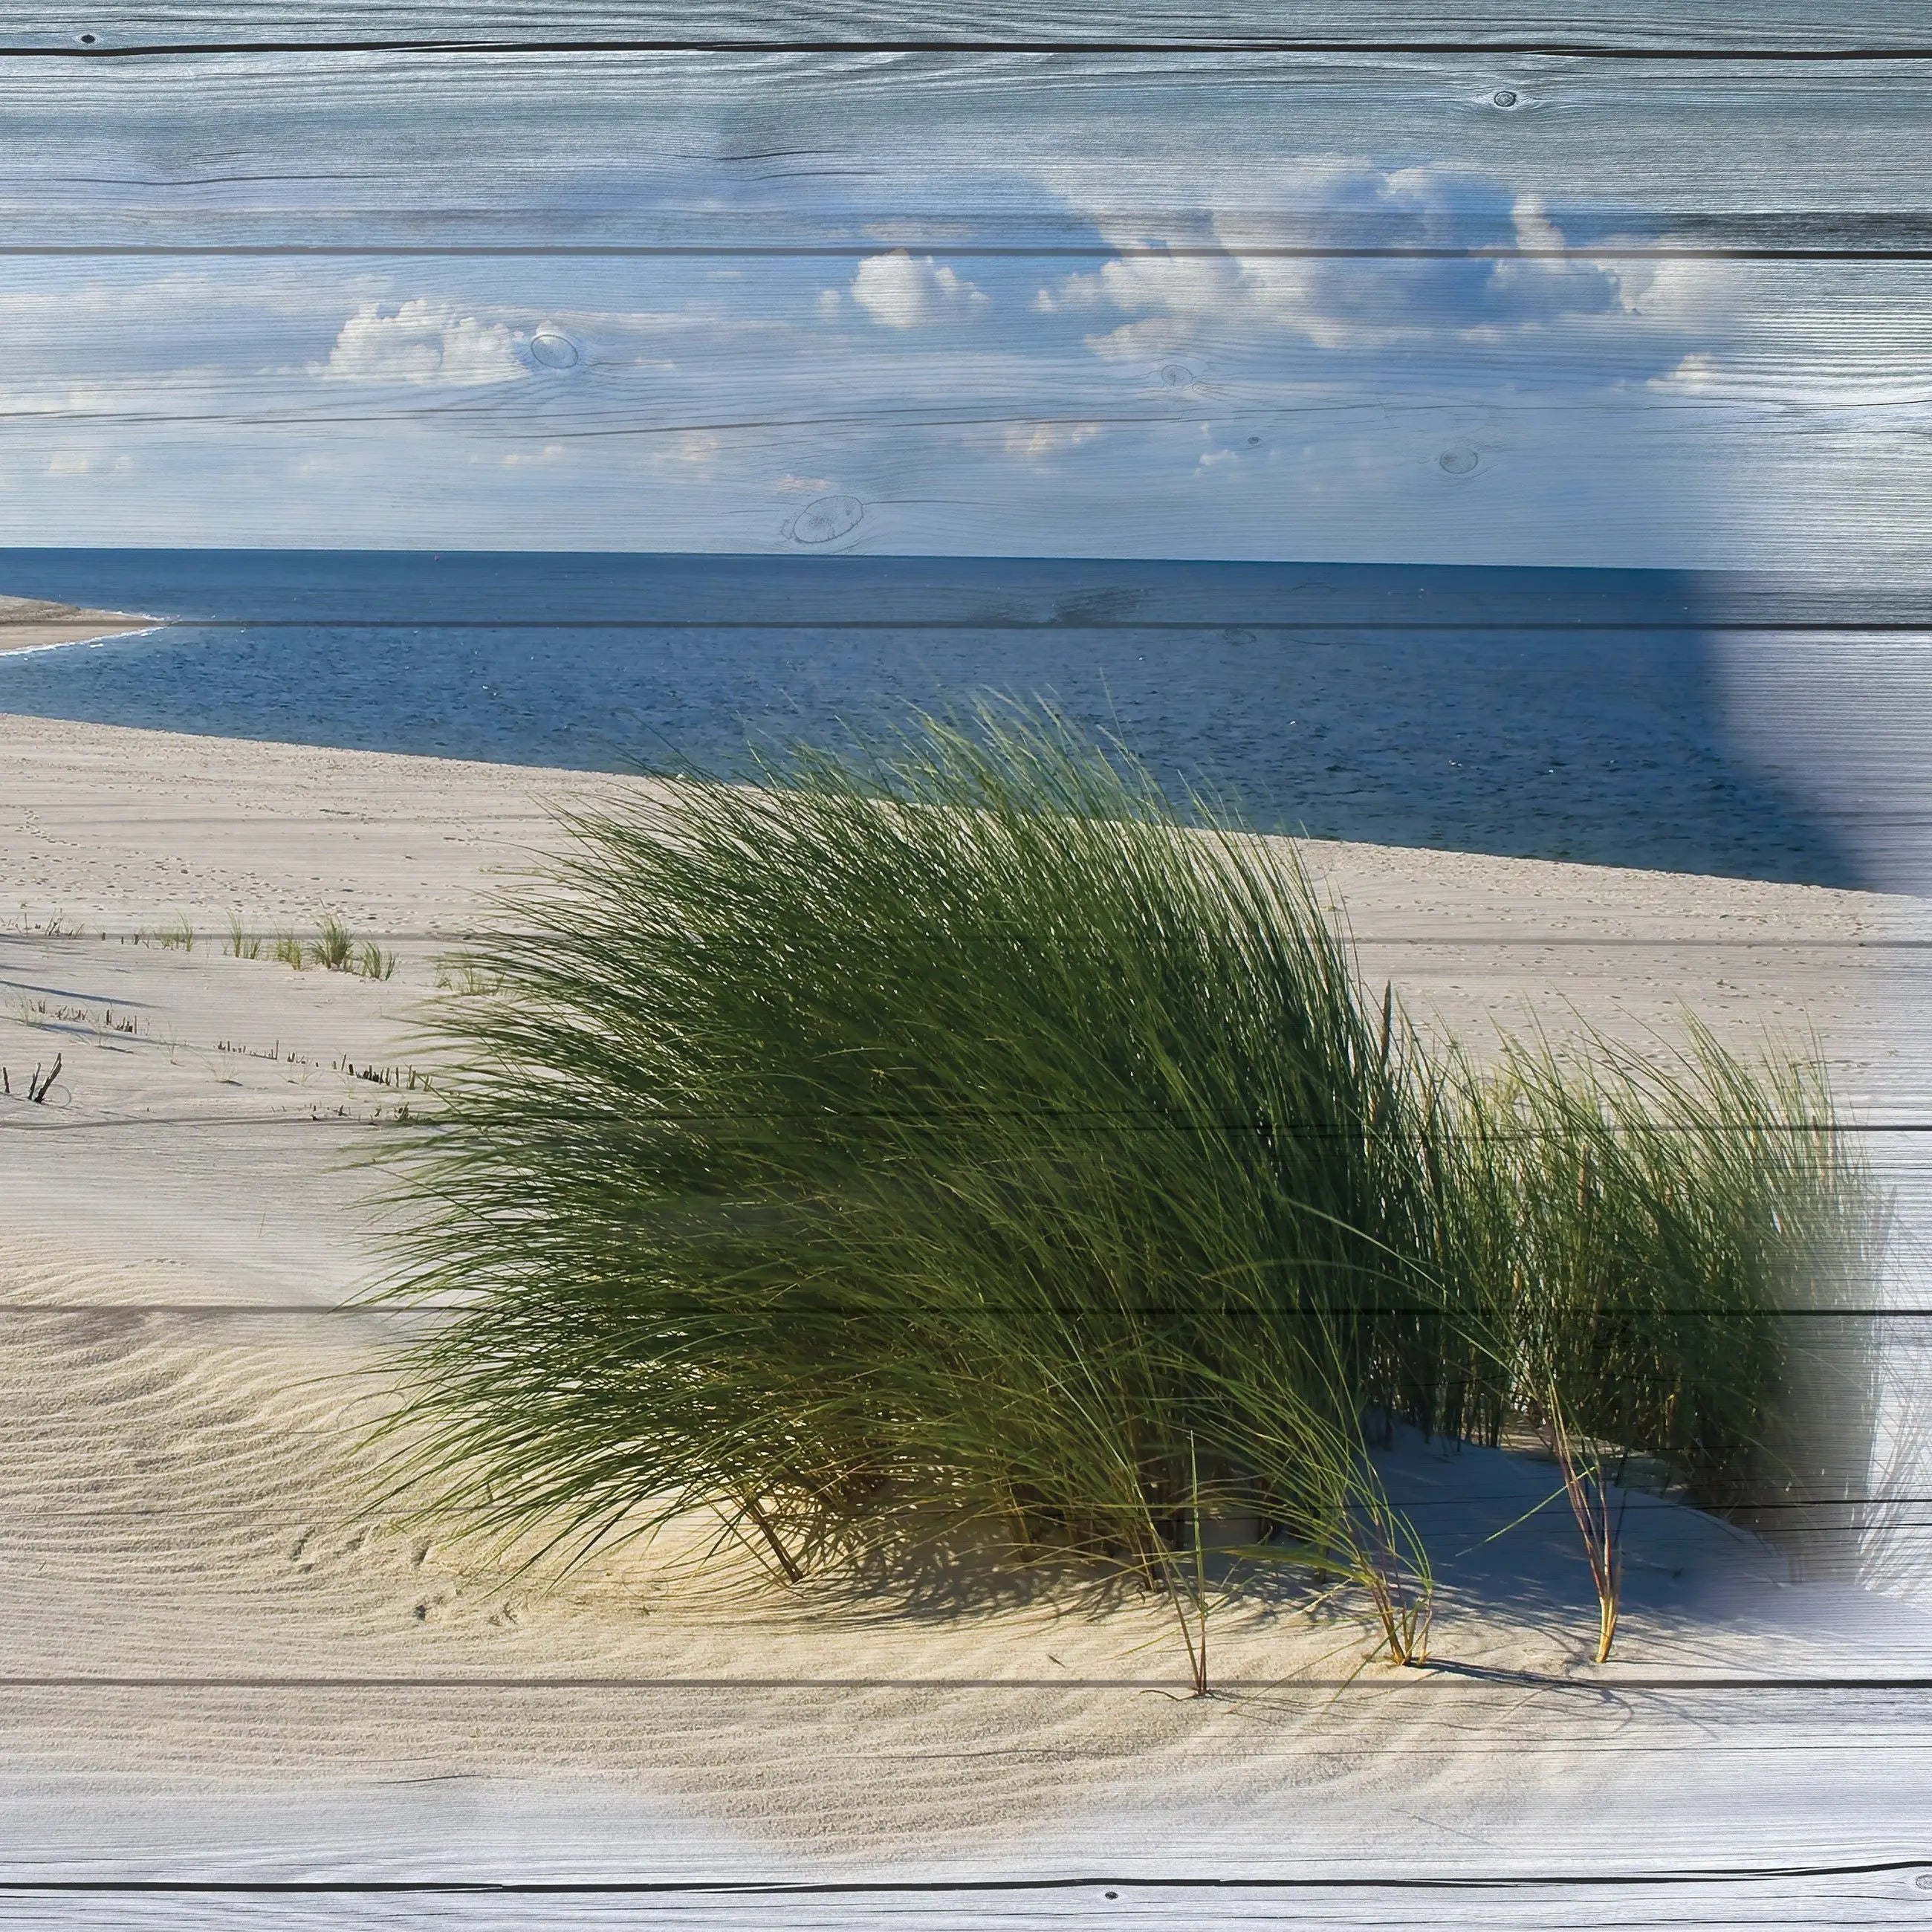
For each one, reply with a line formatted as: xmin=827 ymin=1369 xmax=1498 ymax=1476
xmin=0 ymin=708 xmax=1916 ymax=937
xmin=0 ymin=593 xmax=160 ymax=655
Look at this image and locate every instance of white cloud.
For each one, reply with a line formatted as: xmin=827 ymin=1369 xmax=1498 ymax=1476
xmin=1653 ymin=353 xmax=1725 ymax=395
xmin=39 ymin=450 xmax=132 ymax=479
xmin=1040 ymin=165 xmax=1632 ymax=354
xmin=648 ymin=429 xmax=723 ymax=473
xmin=318 ymin=299 xmax=525 ymax=385
xmin=1002 ymin=421 xmax=1102 ymax=459
xmin=848 ymin=251 xmax=988 ymax=329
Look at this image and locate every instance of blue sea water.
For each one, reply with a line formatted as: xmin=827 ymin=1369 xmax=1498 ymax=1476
xmin=0 ymin=549 xmax=1855 ymax=886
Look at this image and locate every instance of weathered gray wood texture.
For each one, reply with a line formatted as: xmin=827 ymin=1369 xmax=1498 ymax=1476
xmin=4 ymin=9 xmax=1931 ymax=1923
xmin=0 ymin=51 xmax=1926 ymax=250
xmin=2 ymin=2 xmax=1928 ymax=50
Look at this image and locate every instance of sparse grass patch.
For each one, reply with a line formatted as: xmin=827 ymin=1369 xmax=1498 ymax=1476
xmin=375 ymin=705 xmax=1876 ymax=1674
xmin=233 ymin=916 xmax=398 ymax=979
xmin=310 ymin=915 xmax=355 ymax=972
xmin=433 ymin=959 xmax=504 ymax=996
xmin=354 ymin=939 xmax=399 ymax=982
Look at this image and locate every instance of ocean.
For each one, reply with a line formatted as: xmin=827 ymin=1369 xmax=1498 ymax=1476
xmin=0 ymin=549 xmax=1856 ymax=886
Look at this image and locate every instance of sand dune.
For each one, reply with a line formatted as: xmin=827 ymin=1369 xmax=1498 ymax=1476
xmin=4 ymin=711 xmax=1931 ymax=1894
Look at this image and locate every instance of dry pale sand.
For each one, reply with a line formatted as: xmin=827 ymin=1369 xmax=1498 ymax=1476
xmin=0 ymin=594 xmax=156 ymax=655
xmin=4 ymin=711 xmax=1932 ymax=1892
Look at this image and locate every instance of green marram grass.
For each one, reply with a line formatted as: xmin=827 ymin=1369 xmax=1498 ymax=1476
xmin=375 ymin=704 xmax=1874 ymax=1664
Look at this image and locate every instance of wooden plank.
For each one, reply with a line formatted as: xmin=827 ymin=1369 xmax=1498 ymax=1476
xmin=2 ymin=551 xmax=1930 ymax=631
xmin=6 ymin=1871 xmax=1931 ymax=1931
xmin=0 ymin=248 xmax=1927 ymax=569
xmin=1 ymin=3 xmax=1927 ymax=55
xmin=0 ymin=52 xmax=1925 ymax=254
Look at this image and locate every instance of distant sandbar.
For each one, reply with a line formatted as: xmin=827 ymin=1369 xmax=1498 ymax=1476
xmin=0 ymin=593 xmax=156 ymax=653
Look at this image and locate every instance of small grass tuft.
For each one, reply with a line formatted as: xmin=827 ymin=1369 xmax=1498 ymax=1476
xmin=310 ymin=915 xmax=356 ymax=972
xmin=354 ymin=939 xmax=399 ymax=982
xmin=434 ymin=959 xmax=505 ymax=996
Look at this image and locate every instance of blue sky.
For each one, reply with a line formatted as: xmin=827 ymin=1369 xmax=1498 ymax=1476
xmin=0 ymin=157 xmax=1881 ymax=564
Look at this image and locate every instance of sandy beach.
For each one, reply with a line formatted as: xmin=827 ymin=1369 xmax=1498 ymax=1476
xmin=4 ymin=710 xmax=1931 ymax=1891
xmin=0 ymin=594 xmax=155 ymax=655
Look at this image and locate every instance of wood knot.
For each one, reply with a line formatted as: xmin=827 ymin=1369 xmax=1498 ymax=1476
xmin=790 ymin=493 xmax=864 ymax=544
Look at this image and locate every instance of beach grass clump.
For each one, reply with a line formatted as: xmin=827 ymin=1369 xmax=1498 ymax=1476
xmin=310 ymin=915 xmax=356 ymax=972
xmin=1424 ymin=1028 xmax=1870 ymax=1656
xmin=380 ymin=707 xmax=1452 ymax=1650
xmin=354 ymin=939 xmax=399 ymax=982
xmin=375 ymin=704 xmax=1873 ymax=1666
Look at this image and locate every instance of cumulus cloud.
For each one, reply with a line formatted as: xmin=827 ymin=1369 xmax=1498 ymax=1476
xmin=1040 ymin=165 xmax=1633 ymax=354
xmin=318 ymin=299 xmax=525 ymax=385
xmin=846 ymin=251 xmax=988 ymax=329
xmin=1002 ymin=421 xmax=1102 ymax=459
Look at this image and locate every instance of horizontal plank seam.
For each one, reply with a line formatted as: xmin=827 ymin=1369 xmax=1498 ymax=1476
xmin=13 ymin=39 xmax=1932 ymax=60
xmin=51 ymin=620 xmax=1932 ymax=636
xmin=9 ymin=1492 xmax=1925 ymax=1509
xmin=5 ymin=1117 xmax=1931 ymax=1133
xmin=1 ymin=1304 xmax=1922 ymax=1317
xmin=1 ymin=245 xmax=1929 ymax=262
xmin=4 ymin=1673 xmax=1932 ymax=1691
xmin=11 ymin=937 xmax=1929 ymax=950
